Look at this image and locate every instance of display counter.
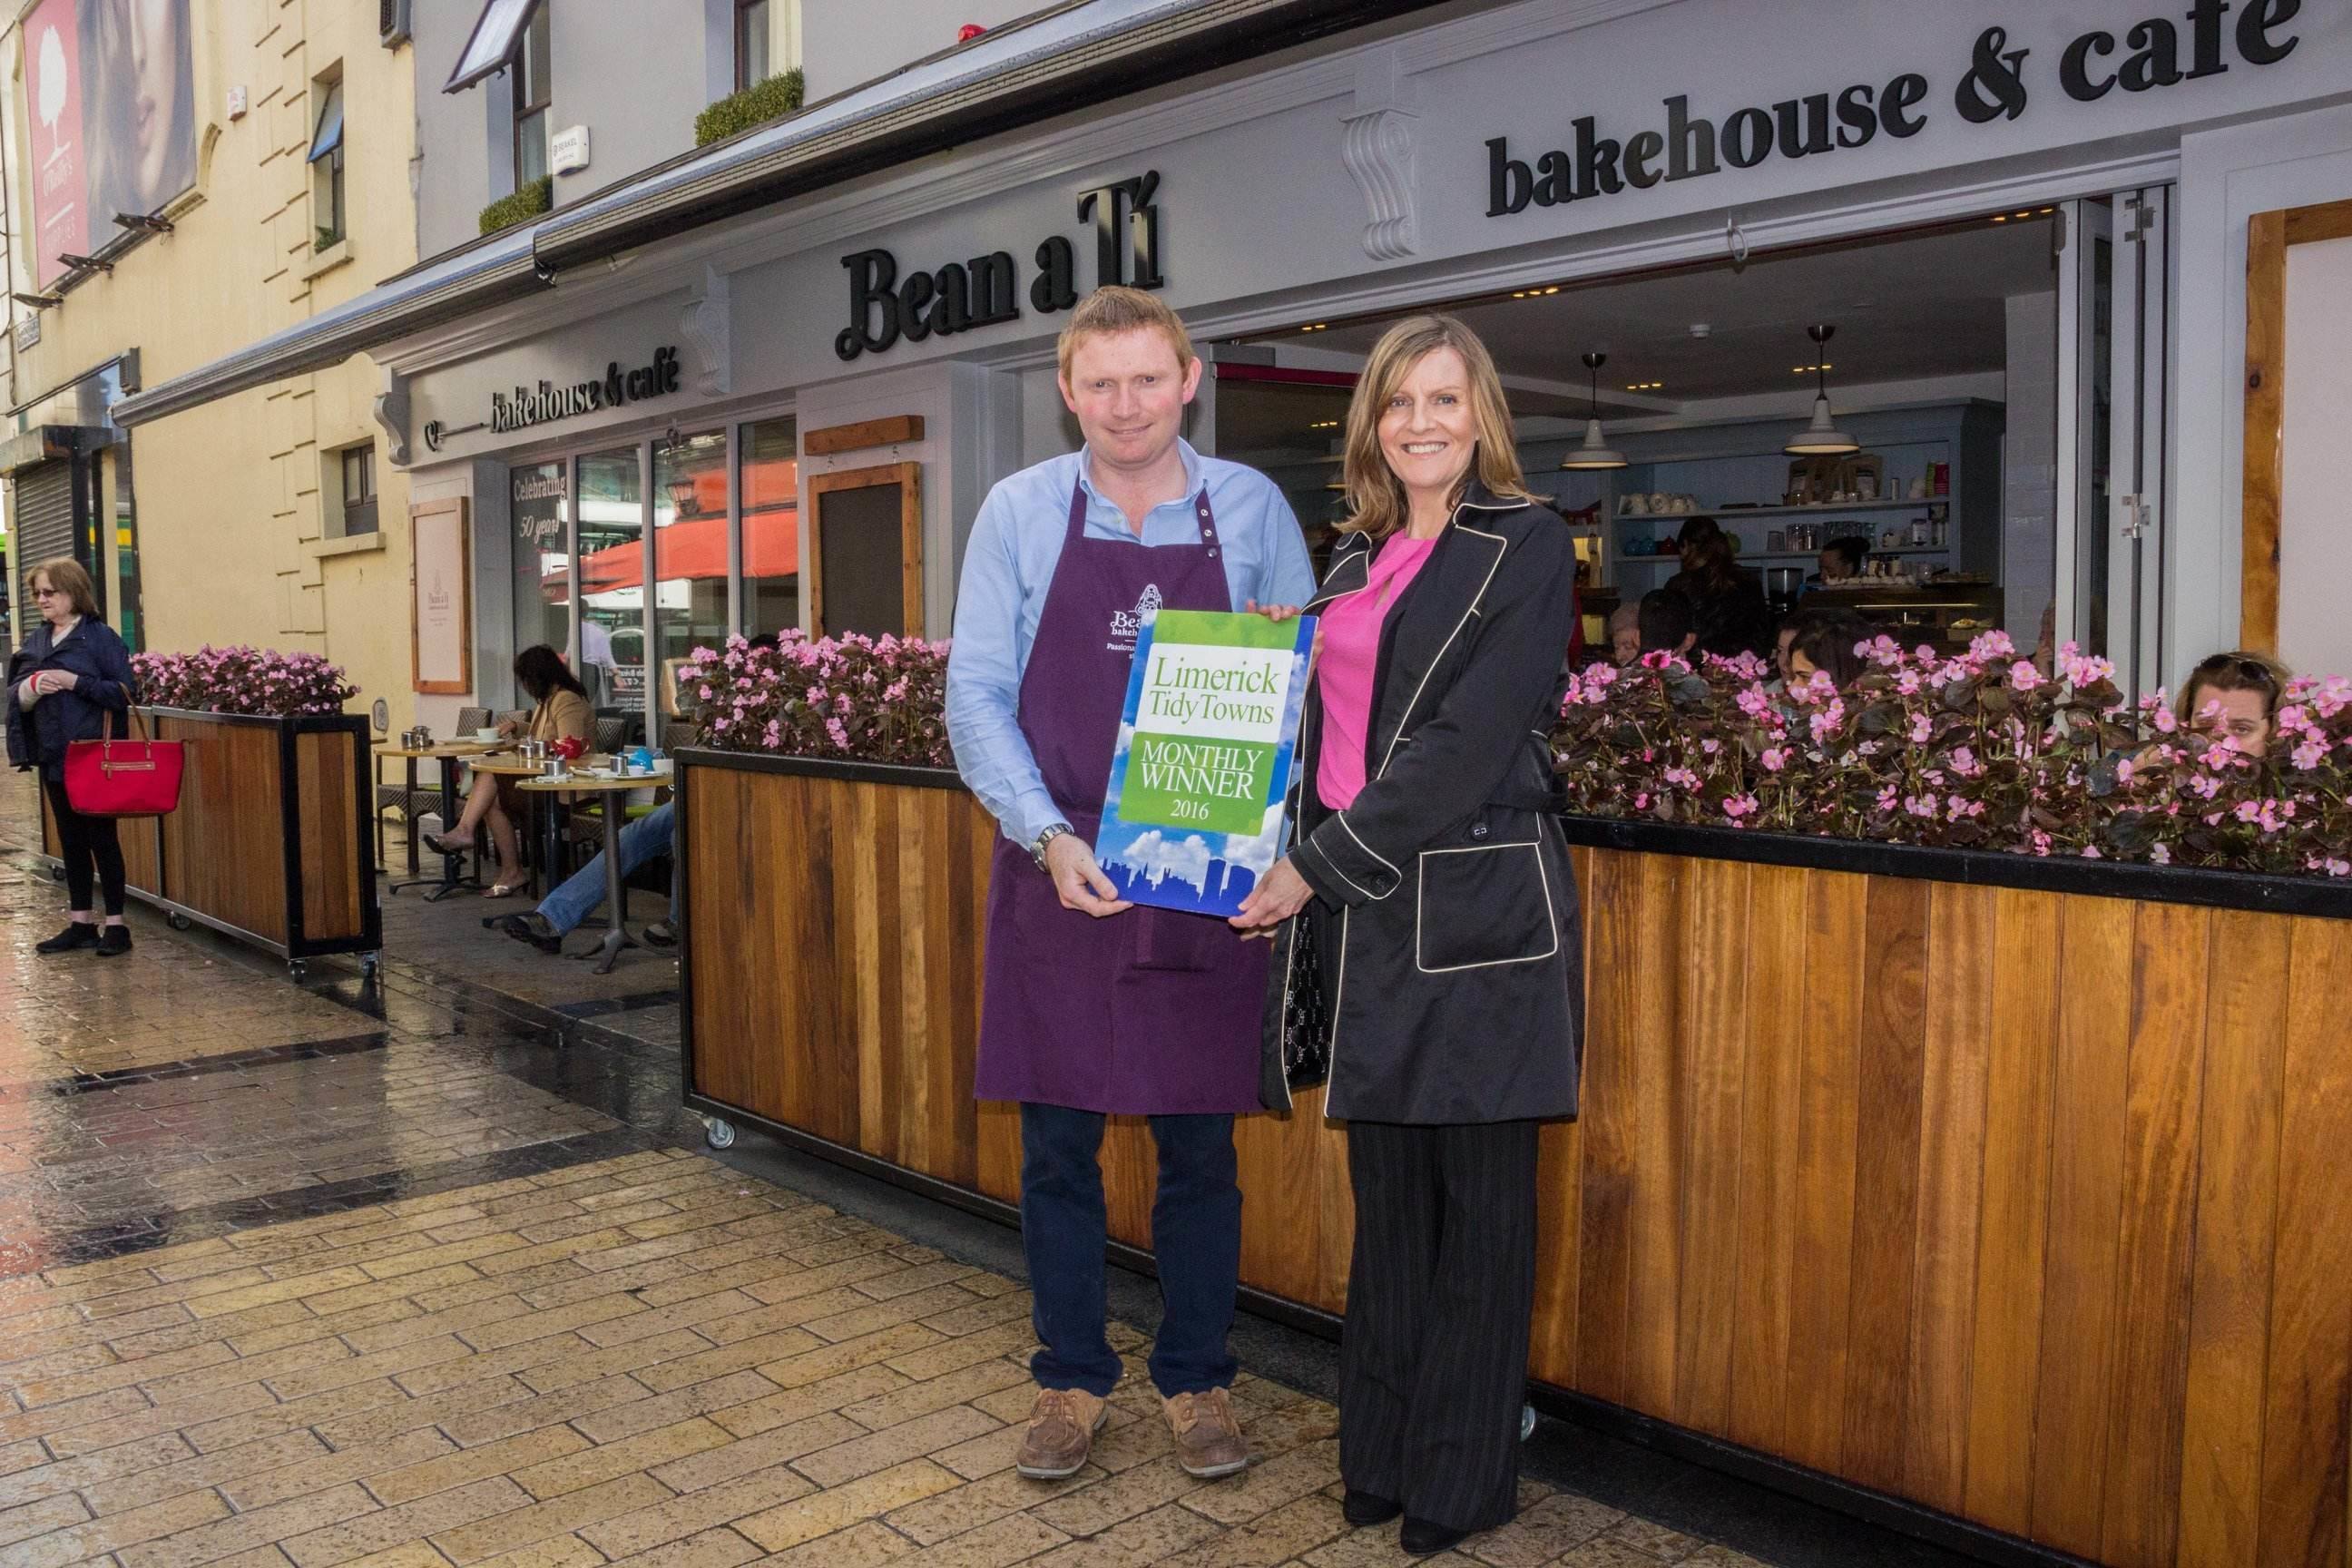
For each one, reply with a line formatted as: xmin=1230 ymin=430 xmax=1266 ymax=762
xmin=677 ymin=747 xmax=2352 ymax=1568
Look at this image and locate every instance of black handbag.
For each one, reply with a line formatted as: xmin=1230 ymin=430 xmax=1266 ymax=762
xmin=1280 ymin=908 xmax=1333 ymax=1093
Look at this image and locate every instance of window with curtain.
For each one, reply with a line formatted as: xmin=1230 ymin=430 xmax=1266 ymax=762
xmin=341 ymin=445 xmax=377 ymax=536
xmin=735 ymin=0 xmax=799 ymax=91
xmin=514 ymin=3 xmax=552 ymax=190
xmin=574 ymin=447 xmax=643 ymax=715
xmin=739 ymin=417 xmax=799 ymax=638
xmin=653 ymin=431 xmax=730 ymax=717
xmin=308 ymin=78 xmax=346 ymax=248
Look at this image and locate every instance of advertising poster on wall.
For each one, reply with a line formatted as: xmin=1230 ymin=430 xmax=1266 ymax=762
xmin=23 ymin=0 xmax=197 ymax=289
xmin=1093 ymin=609 xmax=1315 ymax=920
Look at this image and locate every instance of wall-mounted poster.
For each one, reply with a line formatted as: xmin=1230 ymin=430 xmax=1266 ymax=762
xmin=412 ymin=500 xmax=473 ymax=695
xmin=24 ymin=0 xmax=198 ymax=289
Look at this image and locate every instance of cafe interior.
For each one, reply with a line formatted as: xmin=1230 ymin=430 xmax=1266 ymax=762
xmin=1217 ymin=206 xmax=2078 ymax=665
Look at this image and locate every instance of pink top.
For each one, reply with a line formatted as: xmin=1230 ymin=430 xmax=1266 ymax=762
xmin=1315 ymin=533 xmax=1438 ymax=810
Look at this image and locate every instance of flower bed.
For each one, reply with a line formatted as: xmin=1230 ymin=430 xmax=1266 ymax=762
xmin=1553 ymin=632 xmax=2352 ymax=877
xmin=683 ymin=632 xmax=950 ymax=767
xmin=130 ymin=646 xmax=356 ymax=717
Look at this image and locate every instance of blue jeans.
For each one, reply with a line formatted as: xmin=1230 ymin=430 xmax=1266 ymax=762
xmin=1019 ymin=1102 xmax=1240 ymax=1398
xmin=538 ymin=800 xmax=675 ymax=936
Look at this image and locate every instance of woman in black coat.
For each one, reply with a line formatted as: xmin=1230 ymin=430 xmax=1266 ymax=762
xmin=5 ymin=558 xmax=140 ymax=956
xmin=1232 ymin=316 xmax=1583 ymax=1556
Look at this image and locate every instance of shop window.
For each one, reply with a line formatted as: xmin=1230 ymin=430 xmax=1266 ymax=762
xmin=308 ymin=75 xmax=346 ymax=250
xmin=513 ymin=3 xmax=552 ymax=190
xmin=739 ymin=416 xmax=799 ymax=637
xmin=340 ymin=444 xmax=377 ymax=536
xmin=509 ymin=459 xmax=573 ymax=697
xmin=735 ymin=0 xmax=799 ymax=91
xmin=654 ymin=431 xmax=730 ymax=717
xmin=574 ymin=446 xmax=644 ymax=715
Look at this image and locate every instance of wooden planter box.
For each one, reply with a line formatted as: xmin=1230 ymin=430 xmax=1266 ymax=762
xmin=677 ymin=750 xmax=2352 ymax=1568
xmin=40 ymin=708 xmax=380 ymax=969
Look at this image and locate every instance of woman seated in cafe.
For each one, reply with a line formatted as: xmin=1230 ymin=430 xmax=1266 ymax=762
xmin=2173 ymin=650 xmax=2288 ymax=757
xmin=427 ymin=644 xmax=593 ymax=897
xmin=1812 ymin=534 xmax=1868 ymax=585
xmin=1661 ymin=515 xmax=1769 ymax=658
xmin=1784 ymin=608 xmax=1875 ymax=690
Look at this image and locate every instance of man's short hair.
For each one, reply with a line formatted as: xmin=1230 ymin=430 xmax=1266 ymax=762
xmin=1055 ymin=286 xmax=1195 ymax=380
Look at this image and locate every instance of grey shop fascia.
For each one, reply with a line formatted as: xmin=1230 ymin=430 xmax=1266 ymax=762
xmin=1485 ymin=2 xmax=2303 ymax=215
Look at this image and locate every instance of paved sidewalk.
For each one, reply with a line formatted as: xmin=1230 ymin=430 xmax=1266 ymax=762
xmin=2 ymin=774 xmax=1960 ymax=1568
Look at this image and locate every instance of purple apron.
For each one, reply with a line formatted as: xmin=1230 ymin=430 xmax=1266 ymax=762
xmin=975 ymin=477 xmax=1269 ymax=1114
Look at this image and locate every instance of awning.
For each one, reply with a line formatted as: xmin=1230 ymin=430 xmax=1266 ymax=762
xmin=308 ymin=83 xmax=344 ymax=163
xmin=575 ymin=513 xmax=799 ymax=595
xmin=110 ymin=0 xmax=1452 ymax=430
xmin=446 ymin=0 xmax=542 ymax=93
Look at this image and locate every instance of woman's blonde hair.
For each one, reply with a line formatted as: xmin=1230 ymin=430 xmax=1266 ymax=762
xmin=27 ymin=558 xmax=101 ymax=620
xmin=1337 ymin=314 xmax=1534 ymax=539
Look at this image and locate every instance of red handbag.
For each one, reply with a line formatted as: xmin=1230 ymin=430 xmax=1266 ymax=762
xmin=64 ymin=709 xmax=185 ymax=818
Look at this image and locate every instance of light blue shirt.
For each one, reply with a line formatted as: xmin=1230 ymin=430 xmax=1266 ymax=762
xmin=947 ymin=440 xmax=1317 ymax=848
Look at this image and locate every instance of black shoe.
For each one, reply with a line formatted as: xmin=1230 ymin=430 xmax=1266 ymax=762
xmin=94 ymin=926 xmax=132 ymax=957
xmin=1342 ymin=1491 xmax=1401 ymax=1527
xmin=642 ymin=919 xmax=677 ymax=948
xmin=35 ymin=922 xmax=99 ymax=954
xmin=1399 ymin=1518 xmax=1472 ymax=1557
xmin=498 ymin=912 xmax=564 ymax=955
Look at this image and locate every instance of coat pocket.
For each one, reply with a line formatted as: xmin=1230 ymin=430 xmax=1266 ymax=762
xmin=1414 ymin=840 xmax=1559 ymax=974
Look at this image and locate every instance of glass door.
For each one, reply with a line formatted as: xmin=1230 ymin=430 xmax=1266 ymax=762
xmin=652 ymin=430 xmax=730 ymax=730
xmin=510 ymin=460 xmax=573 ymax=699
xmin=574 ymin=446 xmax=645 ymax=724
xmin=2105 ymin=187 xmax=2170 ymax=702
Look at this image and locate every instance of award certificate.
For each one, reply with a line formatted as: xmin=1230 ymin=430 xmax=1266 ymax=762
xmin=1093 ymin=608 xmax=1317 ymax=919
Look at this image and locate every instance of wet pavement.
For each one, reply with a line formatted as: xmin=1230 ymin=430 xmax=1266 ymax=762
xmin=0 ymin=776 xmax=1975 ymax=1568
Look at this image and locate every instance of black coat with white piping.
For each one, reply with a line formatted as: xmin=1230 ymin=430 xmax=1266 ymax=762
xmin=1258 ymin=482 xmax=1584 ymax=1124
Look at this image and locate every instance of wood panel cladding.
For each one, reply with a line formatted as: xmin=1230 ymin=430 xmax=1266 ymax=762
xmin=681 ymin=760 xmax=2352 ymax=1567
xmin=27 ymin=710 xmax=376 ymax=957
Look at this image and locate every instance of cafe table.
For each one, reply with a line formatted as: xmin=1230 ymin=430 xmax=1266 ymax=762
xmin=517 ymin=769 xmax=656 ymax=974
xmin=465 ymin=751 xmax=576 ymax=898
xmin=378 ymin=740 xmax=500 ymax=901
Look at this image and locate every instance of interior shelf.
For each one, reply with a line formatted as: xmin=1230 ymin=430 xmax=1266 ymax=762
xmin=1613 ymin=496 xmax=1948 ymax=522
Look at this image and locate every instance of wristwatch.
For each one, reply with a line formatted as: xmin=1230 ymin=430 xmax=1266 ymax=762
xmin=1031 ymin=822 xmax=1073 ymax=871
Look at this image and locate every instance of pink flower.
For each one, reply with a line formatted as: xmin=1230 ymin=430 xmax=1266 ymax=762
xmin=1908 ymin=712 xmax=1932 ymax=744
xmin=2007 ymin=660 xmax=2044 ymax=692
xmin=1721 ymin=793 xmax=1759 ymax=822
xmin=1759 ymin=747 xmax=1788 ymax=773
xmin=2294 ymin=740 xmax=2327 ymax=770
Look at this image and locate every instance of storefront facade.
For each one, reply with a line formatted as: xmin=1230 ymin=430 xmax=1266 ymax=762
xmin=328 ymin=0 xmax=2352 ymax=740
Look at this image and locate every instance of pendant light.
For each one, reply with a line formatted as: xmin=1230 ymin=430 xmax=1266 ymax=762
xmin=1560 ymin=351 xmax=1628 ymax=471
xmin=1785 ymin=323 xmax=1857 ymax=456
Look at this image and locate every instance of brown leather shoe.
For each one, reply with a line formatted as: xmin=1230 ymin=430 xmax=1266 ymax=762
xmin=1163 ymin=1387 xmax=1250 ymax=1478
xmin=1015 ymin=1387 xmax=1108 ymax=1480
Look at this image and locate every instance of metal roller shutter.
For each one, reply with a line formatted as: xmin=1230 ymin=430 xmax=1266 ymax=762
xmin=10 ymin=461 xmax=77 ymax=572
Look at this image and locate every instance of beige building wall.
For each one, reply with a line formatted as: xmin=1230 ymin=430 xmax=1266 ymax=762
xmin=4 ymin=0 xmax=418 ymax=720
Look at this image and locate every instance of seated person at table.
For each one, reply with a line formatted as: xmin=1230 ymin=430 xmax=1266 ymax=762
xmin=2174 ymin=650 xmax=2288 ymax=756
xmin=1813 ymin=534 xmax=1869 ymax=585
xmin=427 ymin=644 xmax=593 ymax=897
xmin=498 ymin=801 xmax=676 ymax=953
xmin=1785 ymin=609 xmax=1875 ymax=690
xmin=1637 ymin=589 xmax=1697 ymax=662
xmin=1771 ymin=604 xmax=1840 ymax=688
xmin=1606 ymin=602 xmax=1642 ymax=666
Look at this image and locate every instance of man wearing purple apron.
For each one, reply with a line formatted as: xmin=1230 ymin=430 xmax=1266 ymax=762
xmin=946 ymin=288 xmax=1317 ymax=1482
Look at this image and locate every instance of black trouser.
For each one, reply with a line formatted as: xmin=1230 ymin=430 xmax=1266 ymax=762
xmin=1340 ymin=1117 xmax=1542 ymax=1533
xmin=43 ymin=773 xmax=126 ymax=917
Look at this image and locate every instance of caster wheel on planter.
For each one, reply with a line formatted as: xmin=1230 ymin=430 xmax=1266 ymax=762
xmin=288 ymin=960 xmax=308 ymax=982
xmin=48 ymin=864 xmax=64 ymax=882
xmin=1520 ymin=1403 xmax=1537 ymax=1443
xmin=360 ymin=952 xmax=382 ymax=978
xmin=705 ymin=1118 xmax=737 ymax=1151
xmin=167 ymin=912 xmax=192 ymax=931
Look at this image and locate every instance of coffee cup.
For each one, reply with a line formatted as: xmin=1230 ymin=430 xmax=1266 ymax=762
xmin=475 ymin=727 xmax=499 ymax=743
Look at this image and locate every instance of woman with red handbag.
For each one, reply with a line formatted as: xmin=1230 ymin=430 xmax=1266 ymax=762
xmin=5 ymin=559 xmax=140 ymax=956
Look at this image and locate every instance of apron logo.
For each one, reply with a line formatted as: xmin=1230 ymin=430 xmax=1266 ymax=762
xmin=1109 ymin=584 xmax=1161 ymax=650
